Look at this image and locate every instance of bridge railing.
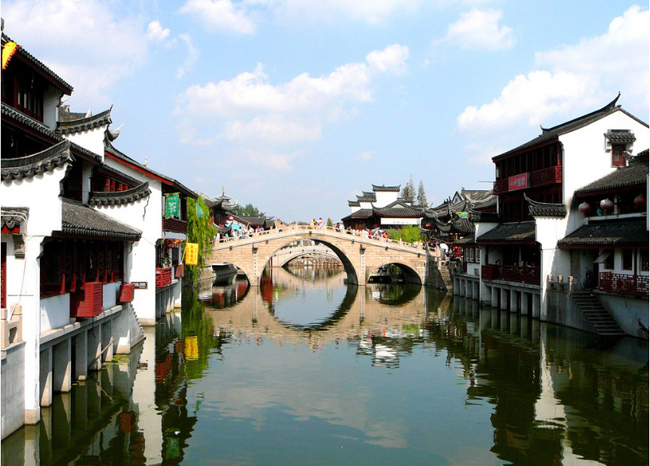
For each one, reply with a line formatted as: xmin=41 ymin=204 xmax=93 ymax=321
xmin=214 ymin=224 xmax=428 ymax=251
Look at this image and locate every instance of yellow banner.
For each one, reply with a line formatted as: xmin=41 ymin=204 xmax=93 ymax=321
xmin=2 ymin=41 xmax=18 ymax=70
xmin=185 ymin=242 xmax=199 ymax=266
xmin=184 ymin=336 xmax=198 ymax=360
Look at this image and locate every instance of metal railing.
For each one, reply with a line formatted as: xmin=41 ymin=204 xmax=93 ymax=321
xmin=482 ymin=264 xmax=540 ymax=285
xmin=599 ymin=272 xmax=649 ymax=297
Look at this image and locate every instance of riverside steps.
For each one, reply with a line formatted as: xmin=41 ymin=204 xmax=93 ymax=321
xmin=209 ymin=225 xmax=430 ymax=286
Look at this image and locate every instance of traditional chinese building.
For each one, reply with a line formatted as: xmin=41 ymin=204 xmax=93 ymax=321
xmin=471 ymin=95 xmax=649 ymax=336
xmin=342 ymin=184 xmax=425 ymax=230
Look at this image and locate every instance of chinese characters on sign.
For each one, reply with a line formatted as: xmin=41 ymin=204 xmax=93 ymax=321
xmin=185 ymin=243 xmax=199 ymax=266
xmin=508 ymin=173 xmax=529 ymax=191
xmin=165 ymin=193 xmax=180 ymax=219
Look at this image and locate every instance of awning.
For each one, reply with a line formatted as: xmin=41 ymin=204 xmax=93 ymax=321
xmin=60 ymin=200 xmax=141 ymax=241
xmin=594 ymin=250 xmax=612 ymax=263
xmin=558 ymin=218 xmax=648 ymax=249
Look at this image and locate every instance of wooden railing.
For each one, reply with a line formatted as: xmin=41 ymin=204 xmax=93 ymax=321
xmin=156 ymin=267 xmax=173 ymax=288
xmin=482 ymin=264 xmax=540 ymax=285
xmin=493 ymin=165 xmax=562 ymax=195
xmin=599 ymin=272 xmax=649 ymax=297
xmin=162 ymin=217 xmax=187 ymax=234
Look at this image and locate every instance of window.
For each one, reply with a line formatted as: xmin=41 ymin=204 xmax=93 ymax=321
xmin=640 ymin=251 xmax=649 ymax=272
xmin=622 ymin=250 xmax=633 ymax=271
xmin=612 ymin=144 xmax=626 ymax=167
xmin=603 ymin=250 xmax=614 ymax=270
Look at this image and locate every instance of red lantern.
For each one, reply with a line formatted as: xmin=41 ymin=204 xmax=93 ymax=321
xmin=599 ymin=198 xmax=614 ymax=213
xmin=425 ymin=223 xmax=433 ymax=229
xmin=634 ymin=194 xmax=646 ymax=209
xmin=578 ymin=202 xmax=591 ymax=214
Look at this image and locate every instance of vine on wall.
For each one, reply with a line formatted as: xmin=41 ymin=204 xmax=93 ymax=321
xmin=186 ymin=196 xmax=217 ymax=283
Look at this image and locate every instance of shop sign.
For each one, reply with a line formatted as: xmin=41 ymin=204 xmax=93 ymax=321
xmin=185 ymin=243 xmax=199 ymax=266
xmin=132 ymin=282 xmax=148 ymax=289
xmin=165 ymin=193 xmax=180 ymax=219
xmin=508 ymin=173 xmax=529 ymax=191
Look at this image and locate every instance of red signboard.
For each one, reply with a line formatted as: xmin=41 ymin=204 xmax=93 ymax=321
xmin=508 ymin=173 xmax=529 ymax=191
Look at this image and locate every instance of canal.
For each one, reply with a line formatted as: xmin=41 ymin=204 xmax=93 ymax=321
xmin=2 ymin=266 xmax=648 ymax=465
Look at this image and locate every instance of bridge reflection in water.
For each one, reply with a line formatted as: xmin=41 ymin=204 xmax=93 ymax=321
xmin=2 ymin=268 xmax=647 ymax=465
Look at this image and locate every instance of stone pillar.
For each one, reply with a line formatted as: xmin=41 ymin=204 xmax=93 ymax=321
xmin=87 ymin=327 xmax=102 ymax=372
xmin=465 ymin=280 xmax=472 ymax=298
xmin=52 ymin=339 xmax=72 ymax=392
xmin=474 ymin=281 xmax=480 ymax=302
xmin=39 ymin=347 xmax=53 ymax=407
xmin=532 ymin=293 xmax=540 ymax=319
xmin=453 ymin=278 xmax=459 ymax=296
xmin=74 ymin=331 xmax=88 ymax=381
xmin=510 ymin=290 xmax=518 ymax=313
xmin=102 ymin=320 xmax=114 ymax=362
xmin=500 ymin=288 xmax=508 ymax=311
xmin=521 ymin=292 xmax=529 ymax=316
xmin=491 ymin=287 xmax=498 ymax=308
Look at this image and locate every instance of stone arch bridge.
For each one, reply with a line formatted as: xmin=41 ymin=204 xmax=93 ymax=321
xmin=209 ymin=225 xmax=430 ymax=286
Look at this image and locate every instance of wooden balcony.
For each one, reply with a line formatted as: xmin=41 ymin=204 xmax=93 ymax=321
xmin=530 ymin=165 xmax=562 ymax=188
xmin=599 ymin=272 xmax=649 ymax=298
xmin=162 ymin=217 xmax=187 ymax=234
xmin=156 ymin=267 xmax=173 ymax=288
xmin=482 ymin=264 xmax=540 ymax=285
xmin=493 ymin=165 xmax=562 ymax=195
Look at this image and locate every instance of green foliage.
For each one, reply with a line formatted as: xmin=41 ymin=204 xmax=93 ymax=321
xmin=187 ymin=196 xmax=217 ymax=282
xmin=387 ymin=225 xmax=421 ymax=243
xmin=232 ymin=203 xmax=261 ymax=217
xmin=327 ymin=218 xmax=333 ymax=227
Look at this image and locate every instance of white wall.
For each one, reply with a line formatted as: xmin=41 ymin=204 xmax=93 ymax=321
xmin=40 ymin=294 xmax=70 ymax=333
xmin=62 ymin=125 xmax=108 ymax=160
xmin=374 ymin=191 xmax=398 ymax=208
xmin=95 ymin=174 xmax=163 ymax=326
xmin=561 ymin=110 xmax=650 ymax=208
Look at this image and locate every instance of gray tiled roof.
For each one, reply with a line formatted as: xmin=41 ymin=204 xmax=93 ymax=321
xmin=605 ymin=130 xmax=636 ymax=145
xmin=477 ymin=221 xmax=536 ymax=243
xmin=453 ymin=233 xmax=476 ymax=246
xmin=525 ymin=194 xmax=567 ymax=218
xmin=469 ymin=211 xmax=499 ymax=223
xmin=574 ymin=161 xmax=648 ymax=196
xmin=372 ymin=184 xmax=400 ymax=192
xmin=62 ymin=200 xmax=141 ymax=240
xmin=57 ymin=107 xmax=112 ymax=134
xmin=357 ymin=192 xmax=377 ymax=202
xmin=1 ymin=207 xmax=29 ymax=231
xmin=89 ymin=182 xmax=151 ymax=207
xmin=1 ymin=140 xmax=74 ymax=182
xmin=2 ymin=102 xmax=60 ymax=140
xmin=558 ymin=218 xmax=648 ymax=247
xmin=2 ymin=33 xmax=73 ymax=93
xmin=348 ymin=200 xmax=361 ymax=207
xmin=493 ymin=95 xmax=623 ymax=161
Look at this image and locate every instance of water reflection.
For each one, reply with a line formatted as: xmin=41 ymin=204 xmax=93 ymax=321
xmin=2 ymin=270 xmax=647 ymax=465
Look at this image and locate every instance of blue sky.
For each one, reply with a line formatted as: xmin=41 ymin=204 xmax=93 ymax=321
xmin=3 ymin=1 xmax=648 ymax=222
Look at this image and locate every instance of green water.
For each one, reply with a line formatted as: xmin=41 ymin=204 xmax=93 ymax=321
xmin=2 ymin=266 xmax=648 ymax=465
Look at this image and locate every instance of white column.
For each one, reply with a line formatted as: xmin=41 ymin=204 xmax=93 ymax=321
xmin=532 ymin=293 xmax=540 ymax=319
xmin=87 ymin=327 xmax=102 ymax=371
xmin=39 ymin=347 xmax=53 ymax=407
xmin=500 ymin=288 xmax=508 ymax=311
xmin=74 ymin=331 xmax=88 ymax=381
xmin=521 ymin=292 xmax=529 ymax=316
xmin=52 ymin=339 xmax=72 ymax=392
xmin=510 ymin=290 xmax=518 ymax=313
xmin=491 ymin=287 xmax=499 ymax=308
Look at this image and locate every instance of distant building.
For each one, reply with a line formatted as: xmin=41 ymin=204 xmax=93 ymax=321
xmin=342 ymin=184 xmax=425 ymax=230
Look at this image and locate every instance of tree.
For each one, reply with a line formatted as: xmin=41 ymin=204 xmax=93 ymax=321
xmin=327 ymin=218 xmax=333 ymax=227
xmin=232 ymin=203 xmax=261 ymax=217
xmin=401 ymin=175 xmax=415 ymax=203
xmin=417 ymin=180 xmax=428 ymax=207
xmin=187 ymin=196 xmax=218 ymax=283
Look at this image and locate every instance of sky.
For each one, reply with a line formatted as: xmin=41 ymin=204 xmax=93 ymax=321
xmin=2 ymin=0 xmax=648 ymax=222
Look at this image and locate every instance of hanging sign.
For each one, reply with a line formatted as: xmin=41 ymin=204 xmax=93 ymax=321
xmin=196 ymin=202 xmax=205 ymax=218
xmin=508 ymin=173 xmax=529 ymax=191
xmin=2 ymin=42 xmax=18 ymax=70
xmin=457 ymin=212 xmax=468 ymax=218
xmin=185 ymin=243 xmax=199 ymax=266
xmin=165 ymin=193 xmax=180 ymax=219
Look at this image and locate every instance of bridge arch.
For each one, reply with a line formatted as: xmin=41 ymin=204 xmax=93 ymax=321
xmin=208 ymin=226 xmax=428 ymax=287
xmin=368 ymin=262 xmax=423 ymax=286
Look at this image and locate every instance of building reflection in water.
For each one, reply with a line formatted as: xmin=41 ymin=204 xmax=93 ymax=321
xmin=1 ymin=266 xmax=647 ymax=465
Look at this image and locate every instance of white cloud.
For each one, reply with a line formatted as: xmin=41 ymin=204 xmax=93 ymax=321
xmin=175 ymin=44 xmax=409 ymax=170
xmin=280 ymin=0 xmax=423 ymax=25
xmin=147 ymin=20 xmax=171 ymax=42
xmin=2 ymin=0 xmax=150 ymax=108
xmin=457 ymin=6 xmax=649 ymax=132
xmin=443 ymin=9 xmax=515 ymax=51
xmin=179 ymin=0 xmax=256 ymax=34
xmin=223 ymin=115 xmax=321 ymax=144
xmin=176 ymin=34 xmax=200 ymax=78
xmin=176 ymin=45 xmax=408 ymax=118
xmin=358 ymin=151 xmax=374 ymax=161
